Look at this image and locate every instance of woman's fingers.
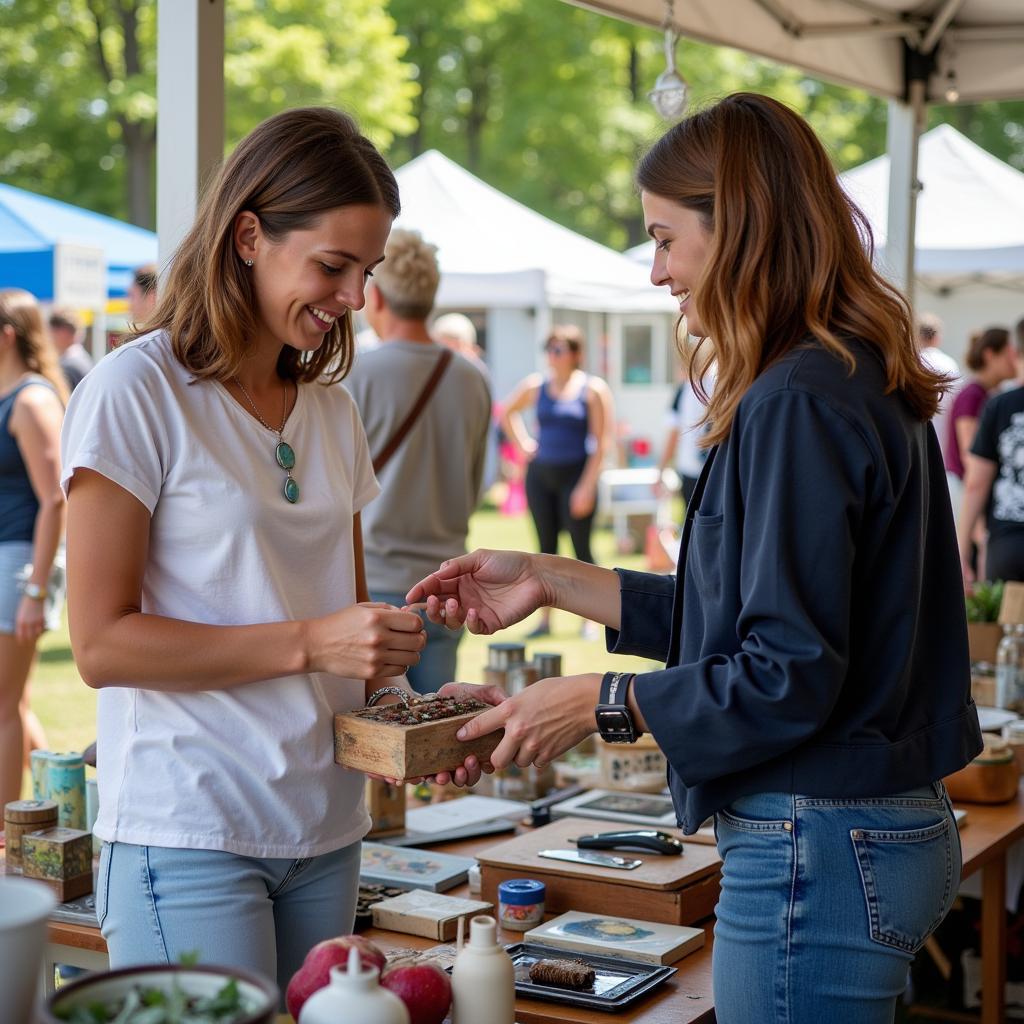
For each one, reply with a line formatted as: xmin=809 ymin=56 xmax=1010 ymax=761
xmin=406 ymin=556 xmax=479 ymax=603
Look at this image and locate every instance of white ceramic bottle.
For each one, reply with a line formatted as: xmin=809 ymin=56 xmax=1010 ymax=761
xmin=299 ymin=947 xmax=410 ymax=1024
xmin=450 ymin=914 xmax=516 ymax=1024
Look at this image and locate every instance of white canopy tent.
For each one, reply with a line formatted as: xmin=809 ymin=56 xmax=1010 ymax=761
xmin=564 ymin=0 xmax=1024 ymax=302
xmin=392 ymin=150 xmax=678 ymax=440
xmin=567 ymin=1 xmax=1024 ymax=103
xmin=393 ymin=149 xmax=672 ymax=315
xmin=842 ymin=122 xmax=1024 ymax=285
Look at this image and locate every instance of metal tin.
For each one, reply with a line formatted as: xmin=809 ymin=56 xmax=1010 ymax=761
xmin=506 ymin=663 xmax=539 ymax=696
xmin=30 ymin=749 xmax=52 ymax=800
xmin=498 ymin=878 xmax=546 ymax=931
xmin=4 ymin=798 xmax=58 ymax=872
xmin=46 ymin=752 xmax=87 ymax=830
xmin=482 ymin=666 xmax=509 ymax=690
xmin=532 ymin=652 xmax=563 ymax=678
xmin=487 ymin=642 xmax=526 ymax=670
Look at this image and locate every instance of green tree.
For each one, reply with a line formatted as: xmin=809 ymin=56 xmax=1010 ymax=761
xmin=0 ymin=0 xmax=417 ymax=227
xmin=387 ymin=0 xmax=893 ymax=249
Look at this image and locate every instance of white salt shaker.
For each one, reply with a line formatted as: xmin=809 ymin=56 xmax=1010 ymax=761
xmin=451 ymin=914 xmax=515 ymax=1024
xmin=299 ymin=947 xmax=410 ymax=1024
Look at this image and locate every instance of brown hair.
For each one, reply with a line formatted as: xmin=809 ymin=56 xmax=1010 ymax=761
xmin=636 ymin=93 xmax=945 ymax=446
xmin=966 ymin=326 xmax=1011 ymax=372
xmin=49 ymin=307 xmax=81 ymax=333
xmin=146 ymin=107 xmax=400 ymax=384
xmin=0 ymin=289 xmax=70 ymax=405
xmin=544 ymin=325 xmax=585 ymax=368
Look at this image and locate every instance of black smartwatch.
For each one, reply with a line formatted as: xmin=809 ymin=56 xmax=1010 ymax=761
xmin=596 ymin=671 xmax=640 ymax=743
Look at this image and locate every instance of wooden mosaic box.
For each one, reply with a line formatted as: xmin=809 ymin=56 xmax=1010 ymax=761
xmin=22 ymin=826 xmax=93 ymax=902
xmin=335 ymin=695 xmax=503 ymax=781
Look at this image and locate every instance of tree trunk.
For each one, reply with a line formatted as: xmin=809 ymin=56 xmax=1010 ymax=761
xmin=122 ymin=121 xmax=155 ymax=228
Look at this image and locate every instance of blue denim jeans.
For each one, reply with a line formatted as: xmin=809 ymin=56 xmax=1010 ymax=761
xmin=713 ymin=783 xmax=960 ymax=1024
xmin=372 ymin=590 xmax=464 ymax=695
xmin=96 ymin=840 xmax=361 ymax=1005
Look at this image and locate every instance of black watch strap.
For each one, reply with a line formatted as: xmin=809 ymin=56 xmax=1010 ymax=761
xmin=596 ymin=671 xmax=640 ymax=743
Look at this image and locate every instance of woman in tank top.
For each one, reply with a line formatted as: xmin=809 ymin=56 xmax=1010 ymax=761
xmin=0 ymin=288 xmax=68 ymax=808
xmin=500 ymin=325 xmax=612 ymax=637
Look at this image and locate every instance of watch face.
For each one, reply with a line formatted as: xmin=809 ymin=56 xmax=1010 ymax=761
xmin=597 ymin=708 xmax=634 ymax=743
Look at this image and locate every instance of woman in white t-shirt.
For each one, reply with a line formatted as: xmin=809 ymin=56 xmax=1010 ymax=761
xmin=60 ymin=108 xmax=428 ymax=997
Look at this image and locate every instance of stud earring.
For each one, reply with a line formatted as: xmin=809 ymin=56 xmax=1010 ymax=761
xmin=244 ymin=258 xmax=254 ymax=267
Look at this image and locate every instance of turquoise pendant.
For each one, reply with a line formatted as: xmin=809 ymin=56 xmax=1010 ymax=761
xmin=276 ymin=441 xmax=296 ymax=470
xmin=283 ymin=476 xmax=300 ymax=503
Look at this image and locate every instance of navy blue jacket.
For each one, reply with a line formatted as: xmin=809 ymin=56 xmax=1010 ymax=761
xmin=610 ymin=339 xmax=982 ymax=833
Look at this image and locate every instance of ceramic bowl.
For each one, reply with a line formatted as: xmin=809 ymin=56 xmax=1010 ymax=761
xmin=42 ymin=963 xmax=278 ymax=1023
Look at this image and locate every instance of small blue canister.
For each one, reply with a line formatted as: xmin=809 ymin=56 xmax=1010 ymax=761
xmin=47 ymin=751 xmax=87 ymax=830
xmin=498 ymin=878 xmax=546 ymax=931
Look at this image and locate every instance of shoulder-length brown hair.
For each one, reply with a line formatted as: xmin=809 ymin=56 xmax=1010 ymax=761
xmin=636 ymin=92 xmax=945 ymax=446
xmin=0 ymin=288 xmax=69 ymax=406
xmin=146 ymin=107 xmax=400 ymax=384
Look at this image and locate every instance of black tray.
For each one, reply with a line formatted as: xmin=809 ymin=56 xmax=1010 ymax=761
xmin=504 ymin=941 xmax=676 ymax=1012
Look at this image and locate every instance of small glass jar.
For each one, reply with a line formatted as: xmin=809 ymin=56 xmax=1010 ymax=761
xmin=498 ymin=878 xmax=545 ymax=932
xmin=1004 ymin=720 xmax=1024 ymax=775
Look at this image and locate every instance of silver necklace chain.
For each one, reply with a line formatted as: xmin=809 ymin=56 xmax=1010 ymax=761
xmin=233 ymin=376 xmax=288 ymax=437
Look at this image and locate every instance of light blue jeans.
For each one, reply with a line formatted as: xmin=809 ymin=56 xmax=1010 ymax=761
xmin=712 ymin=783 xmax=960 ymax=1023
xmin=372 ymin=590 xmax=464 ymax=695
xmin=96 ymin=840 xmax=361 ymax=1005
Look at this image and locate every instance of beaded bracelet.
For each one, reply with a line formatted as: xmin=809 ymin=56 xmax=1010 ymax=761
xmin=366 ymin=686 xmax=412 ymax=708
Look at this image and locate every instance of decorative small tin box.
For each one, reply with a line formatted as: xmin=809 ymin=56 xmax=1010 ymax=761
xmin=21 ymin=826 xmax=93 ymax=902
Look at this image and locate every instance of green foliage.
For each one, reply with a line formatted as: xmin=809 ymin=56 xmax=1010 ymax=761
xmin=55 ymin=976 xmax=250 ymax=1023
xmin=225 ymin=0 xmax=417 ymax=151
xmin=966 ymin=579 xmax=1005 ymax=623
xmin=0 ymin=0 xmax=417 ymax=227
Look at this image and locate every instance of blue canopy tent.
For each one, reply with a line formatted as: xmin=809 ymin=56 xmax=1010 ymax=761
xmin=0 ymin=182 xmax=157 ymax=301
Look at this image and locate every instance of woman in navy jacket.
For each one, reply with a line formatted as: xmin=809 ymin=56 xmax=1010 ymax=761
xmin=412 ymin=94 xmax=981 ymax=1022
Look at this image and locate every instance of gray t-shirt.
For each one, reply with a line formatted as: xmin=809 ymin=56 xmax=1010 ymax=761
xmin=345 ymin=341 xmax=492 ymax=593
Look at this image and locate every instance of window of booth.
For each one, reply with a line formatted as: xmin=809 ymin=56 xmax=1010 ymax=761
xmin=622 ymin=324 xmax=654 ymax=385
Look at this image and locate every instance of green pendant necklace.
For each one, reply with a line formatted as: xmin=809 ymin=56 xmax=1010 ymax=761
xmin=233 ymin=376 xmax=300 ymax=503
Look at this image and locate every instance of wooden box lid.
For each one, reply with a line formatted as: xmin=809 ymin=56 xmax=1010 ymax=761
xmin=476 ymin=817 xmax=721 ymax=892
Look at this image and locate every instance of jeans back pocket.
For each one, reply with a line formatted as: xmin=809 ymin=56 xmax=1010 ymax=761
xmin=851 ymin=816 xmax=954 ymax=953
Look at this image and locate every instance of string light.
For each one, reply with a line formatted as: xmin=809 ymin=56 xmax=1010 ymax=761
xmin=649 ymin=0 xmax=688 ymax=120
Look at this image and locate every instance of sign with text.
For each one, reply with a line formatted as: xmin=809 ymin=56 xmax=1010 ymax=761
xmin=53 ymin=243 xmax=106 ymax=309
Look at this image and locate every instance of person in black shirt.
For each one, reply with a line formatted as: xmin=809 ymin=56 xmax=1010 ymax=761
xmin=410 ymin=93 xmax=981 ymax=1023
xmin=958 ymin=383 xmax=1024 ymax=583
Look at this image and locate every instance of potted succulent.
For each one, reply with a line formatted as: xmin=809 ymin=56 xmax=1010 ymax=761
xmin=965 ymin=579 xmax=1005 ymax=666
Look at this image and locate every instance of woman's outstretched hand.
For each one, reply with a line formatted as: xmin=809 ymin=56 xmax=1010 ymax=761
xmin=429 ymin=675 xmax=601 ymax=787
xmin=406 ymin=550 xmax=550 ymax=635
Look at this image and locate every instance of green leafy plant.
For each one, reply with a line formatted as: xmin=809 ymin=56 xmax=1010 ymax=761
xmin=966 ymin=580 xmax=1005 ymax=623
xmin=56 ymin=976 xmax=250 ymax=1024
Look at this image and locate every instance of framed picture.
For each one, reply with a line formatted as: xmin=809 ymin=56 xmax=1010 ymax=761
xmin=359 ymin=842 xmax=475 ymax=893
xmin=524 ymin=911 xmax=704 ymax=965
xmin=551 ymin=789 xmax=678 ymax=827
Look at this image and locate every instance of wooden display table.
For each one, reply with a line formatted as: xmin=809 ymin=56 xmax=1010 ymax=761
xmin=32 ymin=788 xmax=1024 ymax=1024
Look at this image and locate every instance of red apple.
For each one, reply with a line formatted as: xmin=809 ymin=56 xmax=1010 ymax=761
xmin=286 ymin=934 xmax=387 ymax=1019
xmin=380 ymin=959 xmax=452 ymax=1024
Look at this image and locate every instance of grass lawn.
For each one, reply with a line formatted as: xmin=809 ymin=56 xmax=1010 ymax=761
xmin=25 ymin=504 xmax=665 ymax=783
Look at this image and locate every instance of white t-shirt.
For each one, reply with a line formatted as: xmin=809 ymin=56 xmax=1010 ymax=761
xmin=920 ymin=345 xmax=962 ymax=464
xmin=665 ymin=371 xmax=714 ymax=479
xmin=60 ymin=331 xmax=380 ymax=858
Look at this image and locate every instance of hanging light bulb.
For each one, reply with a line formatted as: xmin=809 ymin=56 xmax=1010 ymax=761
xmin=944 ymin=68 xmax=960 ymax=104
xmin=649 ymin=0 xmax=688 ymax=120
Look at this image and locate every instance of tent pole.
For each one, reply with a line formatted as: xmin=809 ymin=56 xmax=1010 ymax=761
xmin=156 ymin=0 xmax=225 ymax=275
xmin=885 ymin=77 xmax=925 ymax=309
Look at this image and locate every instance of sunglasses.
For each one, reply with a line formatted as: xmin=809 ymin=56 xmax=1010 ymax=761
xmin=545 ymin=345 xmax=569 ymax=355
